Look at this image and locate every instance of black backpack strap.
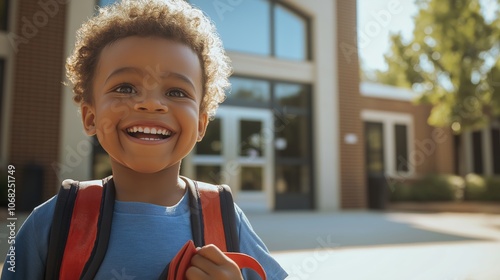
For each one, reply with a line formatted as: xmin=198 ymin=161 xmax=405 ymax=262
xmin=186 ymin=177 xmax=204 ymax=248
xmin=218 ymin=184 xmax=239 ymax=252
xmin=44 ymin=179 xmax=79 ymax=280
xmin=81 ymin=176 xmax=116 ymax=279
xmin=183 ymin=176 xmax=239 ymax=251
xmin=158 ymin=177 xmax=240 ymax=279
xmin=44 ymin=176 xmax=115 ymax=280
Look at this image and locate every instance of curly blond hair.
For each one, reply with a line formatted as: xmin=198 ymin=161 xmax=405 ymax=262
xmin=66 ymin=0 xmax=231 ymax=118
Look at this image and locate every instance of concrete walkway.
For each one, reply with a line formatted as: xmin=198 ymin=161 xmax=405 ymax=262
xmin=2 ymin=210 xmax=500 ymax=279
xmin=245 ymin=210 xmax=500 ymax=280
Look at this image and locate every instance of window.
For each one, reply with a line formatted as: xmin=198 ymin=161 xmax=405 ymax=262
xmin=365 ymin=122 xmax=384 ymax=174
xmin=191 ymin=0 xmax=270 ymax=56
xmin=472 ymin=131 xmax=484 ymax=174
xmin=196 ymin=118 xmax=221 ymax=155
xmin=193 ymin=118 xmax=222 ymax=185
xmin=395 ymin=124 xmax=409 ymax=172
xmin=223 ymin=76 xmax=312 ymax=195
xmin=491 ymin=128 xmax=500 ymax=175
xmin=226 ymin=77 xmax=270 ymax=106
xmin=190 ymin=0 xmax=309 ymax=61
xmin=274 ymin=4 xmax=308 ymax=60
xmin=0 ymin=0 xmax=8 ymax=32
xmin=195 ymin=165 xmax=221 ymax=185
xmin=361 ymin=110 xmax=414 ymax=177
xmin=274 ymin=82 xmax=309 ymax=109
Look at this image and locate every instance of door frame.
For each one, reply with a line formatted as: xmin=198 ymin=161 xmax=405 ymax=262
xmin=184 ymin=106 xmax=275 ymax=211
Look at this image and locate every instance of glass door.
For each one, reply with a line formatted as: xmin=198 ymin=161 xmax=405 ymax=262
xmin=364 ymin=122 xmax=386 ymax=209
xmin=184 ymin=106 xmax=274 ymax=211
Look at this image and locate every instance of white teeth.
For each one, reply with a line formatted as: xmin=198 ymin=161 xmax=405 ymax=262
xmin=127 ymin=126 xmax=172 ymax=136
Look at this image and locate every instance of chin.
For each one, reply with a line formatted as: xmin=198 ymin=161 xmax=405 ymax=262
xmin=137 ymin=166 xmax=169 ymax=174
xmin=124 ymin=161 xmax=172 ymax=174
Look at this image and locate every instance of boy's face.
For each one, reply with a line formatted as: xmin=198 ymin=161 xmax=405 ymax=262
xmin=81 ymin=36 xmax=208 ymax=174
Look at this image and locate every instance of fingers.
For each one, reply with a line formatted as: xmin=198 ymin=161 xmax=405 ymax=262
xmin=186 ymin=244 xmax=243 ymax=280
xmin=185 ymin=265 xmax=209 ymax=280
xmin=196 ymin=244 xmax=233 ymax=266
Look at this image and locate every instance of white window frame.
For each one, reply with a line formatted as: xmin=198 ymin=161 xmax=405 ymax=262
xmin=361 ymin=110 xmax=415 ymax=179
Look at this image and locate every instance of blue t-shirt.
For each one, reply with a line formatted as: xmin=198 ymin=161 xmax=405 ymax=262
xmin=1 ymin=188 xmax=287 ymax=279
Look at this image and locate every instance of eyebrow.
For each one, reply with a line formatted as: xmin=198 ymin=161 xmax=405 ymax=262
xmin=104 ymin=66 xmax=197 ymax=91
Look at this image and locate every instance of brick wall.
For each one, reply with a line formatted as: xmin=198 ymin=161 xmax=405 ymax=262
xmin=9 ymin=0 xmax=67 ymax=208
xmin=336 ymin=0 xmax=367 ymax=208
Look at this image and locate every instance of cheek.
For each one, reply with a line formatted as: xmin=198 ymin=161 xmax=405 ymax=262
xmin=178 ymin=107 xmax=201 ymax=135
xmin=95 ymin=117 xmax=116 ymax=136
xmin=109 ymin=99 xmax=133 ymax=118
xmin=95 ymin=100 xmax=131 ymax=130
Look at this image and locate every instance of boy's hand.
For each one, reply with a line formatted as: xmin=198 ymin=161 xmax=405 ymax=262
xmin=186 ymin=244 xmax=244 ymax=280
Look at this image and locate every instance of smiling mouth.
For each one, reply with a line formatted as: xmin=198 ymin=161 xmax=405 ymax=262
xmin=126 ymin=126 xmax=172 ymax=141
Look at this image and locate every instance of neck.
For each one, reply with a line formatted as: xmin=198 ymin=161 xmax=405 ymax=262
xmin=109 ymin=160 xmax=186 ymax=206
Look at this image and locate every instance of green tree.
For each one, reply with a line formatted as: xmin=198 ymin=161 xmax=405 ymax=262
xmin=375 ymin=0 xmax=500 ymax=132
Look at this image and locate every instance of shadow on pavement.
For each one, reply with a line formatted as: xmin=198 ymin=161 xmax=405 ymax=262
xmin=246 ymin=211 xmax=497 ymax=252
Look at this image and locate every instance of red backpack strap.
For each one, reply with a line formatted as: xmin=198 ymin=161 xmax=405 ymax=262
xmin=162 ymin=177 xmax=267 ymax=280
xmin=59 ymin=180 xmax=103 ymax=279
xmin=197 ymin=181 xmax=228 ymax=251
xmin=183 ymin=177 xmax=239 ymax=251
xmin=45 ymin=177 xmax=115 ymax=280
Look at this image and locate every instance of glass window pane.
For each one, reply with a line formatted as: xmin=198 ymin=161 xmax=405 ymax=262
xmin=241 ymin=166 xmax=262 ymax=191
xmin=395 ymin=124 xmax=409 ymax=172
xmin=191 ymin=0 xmax=271 ymax=56
xmin=275 ymin=114 xmax=309 ymax=158
xmin=275 ymin=165 xmax=310 ymax=194
xmin=240 ymin=120 xmax=263 ymax=157
xmin=365 ymin=122 xmax=384 ymax=173
xmin=196 ymin=118 xmax=221 ymax=155
xmin=274 ymin=4 xmax=307 ymax=60
xmin=274 ymin=83 xmax=308 ymax=108
xmin=0 ymin=0 xmax=8 ymax=31
xmin=472 ymin=131 xmax=484 ymax=174
xmin=196 ymin=165 xmax=221 ymax=185
xmin=227 ymin=77 xmax=270 ymax=104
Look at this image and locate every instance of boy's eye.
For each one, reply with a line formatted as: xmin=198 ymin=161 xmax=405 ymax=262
xmin=167 ymin=89 xmax=187 ymax=98
xmin=114 ymin=84 xmax=137 ymax=94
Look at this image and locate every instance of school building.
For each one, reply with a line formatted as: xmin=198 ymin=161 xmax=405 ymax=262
xmin=1 ymin=0 xmax=498 ymax=212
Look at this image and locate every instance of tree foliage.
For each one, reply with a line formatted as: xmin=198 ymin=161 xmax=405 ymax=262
xmin=375 ymin=0 xmax=500 ymax=132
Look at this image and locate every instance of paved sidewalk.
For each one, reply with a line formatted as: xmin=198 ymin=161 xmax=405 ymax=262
xmin=2 ymin=210 xmax=500 ymax=279
xmin=246 ymin=211 xmax=500 ymax=280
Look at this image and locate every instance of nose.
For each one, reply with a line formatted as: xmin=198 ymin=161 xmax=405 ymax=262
xmin=133 ymin=93 xmax=168 ymax=113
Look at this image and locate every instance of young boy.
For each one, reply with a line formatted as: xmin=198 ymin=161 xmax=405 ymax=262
xmin=1 ymin=0 xmax=288 ymax=279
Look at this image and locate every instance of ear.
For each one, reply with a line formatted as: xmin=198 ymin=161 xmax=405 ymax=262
xmin=81 ymin=103 xmax=96 ymax=136
xmin=197 ymin=111 xmax=209 ymax=142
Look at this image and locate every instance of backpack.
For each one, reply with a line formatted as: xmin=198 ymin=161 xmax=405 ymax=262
xmin=44 ymin=176 xmax=266 ymax=279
